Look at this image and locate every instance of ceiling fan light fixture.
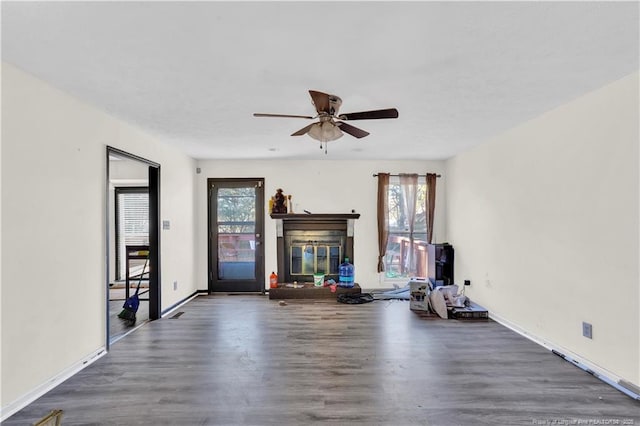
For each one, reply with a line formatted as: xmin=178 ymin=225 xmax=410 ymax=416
xmin=307 ymin=121 xmax=343 ymax=142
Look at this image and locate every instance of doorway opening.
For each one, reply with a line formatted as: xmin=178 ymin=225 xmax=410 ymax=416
xmin=106 ymin=147 xmax=161 ymax=348
xmin=208 ymin=178 xmax=265 ymax=293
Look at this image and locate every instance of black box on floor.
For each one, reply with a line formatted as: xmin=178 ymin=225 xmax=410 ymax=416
xmin=450 ymin=301 xmax=489 ymax=320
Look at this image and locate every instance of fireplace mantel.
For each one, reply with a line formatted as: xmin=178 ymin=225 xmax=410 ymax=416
xmin=270 ymin=213 xmax=360 ymax=220
xmin=271 ymin=213 xmax=359 ymax=283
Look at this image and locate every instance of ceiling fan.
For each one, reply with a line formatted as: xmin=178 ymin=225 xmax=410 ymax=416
xmin=253 ymin=90 xmax=399 ymax=153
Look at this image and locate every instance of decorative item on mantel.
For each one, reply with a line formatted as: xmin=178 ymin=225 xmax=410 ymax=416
xmin=272 ymin=188 xmax=287 ymax=214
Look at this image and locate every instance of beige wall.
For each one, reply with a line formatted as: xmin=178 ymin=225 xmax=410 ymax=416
xmin=195 ymin=160 xmax=448 ymax=291
xmin=1 ymin=63 xmax=198 ymax=412
xmin=446 ymin=72 xmax=639 ymax=386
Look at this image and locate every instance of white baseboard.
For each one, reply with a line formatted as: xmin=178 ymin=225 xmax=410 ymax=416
xmin=489 ymin=312 xmax=639 ymax=400
xmin=0 ymin=346 xmax=107 ymax=422
xmin=161 ymin=292 xmax=200 ymax=318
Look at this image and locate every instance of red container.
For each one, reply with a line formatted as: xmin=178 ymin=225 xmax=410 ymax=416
xmin=269 ymin=271 xmax=278 ymax=288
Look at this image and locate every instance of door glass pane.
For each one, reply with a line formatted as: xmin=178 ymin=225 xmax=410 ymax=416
xmin=217 ymin=187 xmax=256 ymax=280
xmin=316 ymin=246 xmax=327 ymax=274
xmin=291 ymin=246 xmax=302 ymax=274
xmin=302 ymin=245 xmax=314 ymax=275
xmin=329 ymin=246 xmax=341 ymax=275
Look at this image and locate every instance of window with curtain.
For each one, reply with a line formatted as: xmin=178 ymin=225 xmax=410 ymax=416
xmin=383 ymin=174 xmax=429 ymax=279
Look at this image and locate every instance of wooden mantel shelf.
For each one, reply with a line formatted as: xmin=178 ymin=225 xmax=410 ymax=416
xmin=270 ymin=213 xmax=360 ymax=220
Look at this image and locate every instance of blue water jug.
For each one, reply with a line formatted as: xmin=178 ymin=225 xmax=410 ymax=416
xmin=339 ymin=257 xmax=354 ymax=288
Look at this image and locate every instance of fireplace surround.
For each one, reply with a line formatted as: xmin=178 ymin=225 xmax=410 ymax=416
xmin=271 ymin=213 xmax=360 ymax=283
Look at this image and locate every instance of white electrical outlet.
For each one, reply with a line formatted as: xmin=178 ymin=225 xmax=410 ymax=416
xmin=173 ymin=281 xmax=178 ymax=291
xmin=582 ymin=322 xmax=593 ymax=339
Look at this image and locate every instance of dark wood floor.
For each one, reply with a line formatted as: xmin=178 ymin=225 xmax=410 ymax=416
xmin=5 ymin=295 xmax=639 ymax=425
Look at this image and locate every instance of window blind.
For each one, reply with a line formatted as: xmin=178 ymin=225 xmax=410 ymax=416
xmin=115 ymin=189 xmax=149 ymax=280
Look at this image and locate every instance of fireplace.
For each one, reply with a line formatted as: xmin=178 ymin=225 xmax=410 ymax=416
xmin=272 ymin=213 xmax=360 ymax=283
xmin=286 ymin=230 xmax=344 ymax=281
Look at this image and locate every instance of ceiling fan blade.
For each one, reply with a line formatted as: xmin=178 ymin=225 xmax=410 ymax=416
xmin=253 ymin=113 xmax=314 ymax=119
xmin=291 ymin=123 xmax=316 ymax=136
xmin=308 ymin=90 xmax=331 ymax=114
xmin=336 ymin=121 xmax=370 ymax=139
xmin=339 ymin=108 xmax=399 ymax=121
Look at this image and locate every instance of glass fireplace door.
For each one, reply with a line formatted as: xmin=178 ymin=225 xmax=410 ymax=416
xmin=287 ymin=231 xmax=344 ymax=282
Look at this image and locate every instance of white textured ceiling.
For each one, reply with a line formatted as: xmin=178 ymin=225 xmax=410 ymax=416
xmin=2 ymin=1 xmax=638 ymax=160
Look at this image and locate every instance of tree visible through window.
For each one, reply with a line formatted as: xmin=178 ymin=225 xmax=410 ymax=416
xmin=384 ymin=175 xmax=428 ymax=279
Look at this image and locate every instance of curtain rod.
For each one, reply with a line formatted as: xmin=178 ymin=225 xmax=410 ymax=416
xmin=372 ymin=173 xmax=441 ymax=178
